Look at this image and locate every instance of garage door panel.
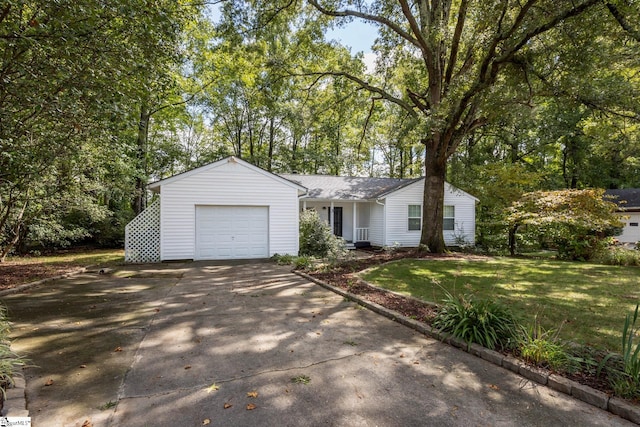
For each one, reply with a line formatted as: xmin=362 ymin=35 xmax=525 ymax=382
xmin=195 ymin=206 xmax=269 ymax=260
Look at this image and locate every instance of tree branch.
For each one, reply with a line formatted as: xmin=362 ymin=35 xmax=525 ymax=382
xmin=397 ymin=0 xmax=431 ymax=57
xmin=606 ymin=2 xmax=640 ymax=42
xmin=288 ymin=70 xmax=418 ymax=117
xmin=495 ymin=0 xmax=600 ymax=66
xmin=358 ymin=98 xmax=377 ymax=155
xmin=149 ymin=78 xmax=217 ymax=115
xmin=444 ymin=0 xmax=469 ymax=87
xmin=307 ymin=0 xmax=421 ymax=49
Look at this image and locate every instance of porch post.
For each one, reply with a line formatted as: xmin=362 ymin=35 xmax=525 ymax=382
xmin=353 ymin=202 xmax=357 ymax=242
xmin=330 ymin=201 xmax=334 ymax=233
xmin=302 ymin=200 xmax=307 ymax=210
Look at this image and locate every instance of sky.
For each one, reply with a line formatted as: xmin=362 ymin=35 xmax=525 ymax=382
xmin=325 ymin=20 xmax=379 ymax=73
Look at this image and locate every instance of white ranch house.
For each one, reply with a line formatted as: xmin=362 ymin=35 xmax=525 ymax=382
xmin=124 ymin=156 xmax=478 ymax=263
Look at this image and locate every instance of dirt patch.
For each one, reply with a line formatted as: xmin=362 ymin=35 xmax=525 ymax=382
xmin=0 ymin=262 xmax=82 ymax=292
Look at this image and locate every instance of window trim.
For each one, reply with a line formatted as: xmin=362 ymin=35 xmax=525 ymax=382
xmin=443 ymin=205 xmax=455 ymax=231
xmin=408 ymin=204 xmax=421 ymax=231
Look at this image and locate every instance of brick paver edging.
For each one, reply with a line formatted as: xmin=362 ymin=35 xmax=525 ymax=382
xmin=295 ymin=270 xmax=640 ymax=425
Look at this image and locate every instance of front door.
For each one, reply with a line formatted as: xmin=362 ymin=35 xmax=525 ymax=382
xmin=333 ymin=207 xmax=343 ymax=237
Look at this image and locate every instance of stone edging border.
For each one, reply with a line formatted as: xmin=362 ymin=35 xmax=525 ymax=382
xmin=0 ymin=265 xmax=94 ymax=419
xmin=295 ymin=270 xmax=640 ymax=425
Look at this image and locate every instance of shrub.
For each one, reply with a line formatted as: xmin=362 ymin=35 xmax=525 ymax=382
xmin=433 ymin=292 xmax=521 ymax=350
xmin=593 ymin=245 xmax=640 ymax=266
xmin=271 ymin=253 xmax=295 ymax=265
xmin=299 ymin=210 xmax=346 ymax=260
xmin=0 ymin=305 xmax=27 ymax=397
xmin=507 ymin=189 xmax=622 ymax=260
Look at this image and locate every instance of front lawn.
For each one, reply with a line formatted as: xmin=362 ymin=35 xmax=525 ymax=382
xmin=361 ymin=257 xmax=640 ymax=352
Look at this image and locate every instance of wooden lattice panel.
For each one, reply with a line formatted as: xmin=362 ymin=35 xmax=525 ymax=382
xmin=125 ymin=199 xmax=161 ymax=263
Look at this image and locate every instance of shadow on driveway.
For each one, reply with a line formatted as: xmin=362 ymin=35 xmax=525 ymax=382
xmin=2 ymin=261 xmax=632 ymax=426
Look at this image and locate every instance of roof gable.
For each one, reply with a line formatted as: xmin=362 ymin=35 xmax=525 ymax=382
xmin=148 ymin=157 xmax=307 ymax=194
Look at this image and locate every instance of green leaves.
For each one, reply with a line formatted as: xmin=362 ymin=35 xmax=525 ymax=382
xmin=433 ymin=291 xmax=520 ymax=351
xmin=506 ymin=189 xmax=623 ymax=259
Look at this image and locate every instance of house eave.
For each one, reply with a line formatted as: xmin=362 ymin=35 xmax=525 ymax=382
xmin=299 ymin=197 xmax=373 ymax=202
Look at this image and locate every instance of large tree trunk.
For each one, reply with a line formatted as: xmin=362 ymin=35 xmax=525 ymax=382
xmin=420 ymin=146 xmax=447 ymax=253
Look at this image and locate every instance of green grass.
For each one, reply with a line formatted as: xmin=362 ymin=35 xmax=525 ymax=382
xmin=361 ymin=257 xmax=640 ymax=352
xmin=6 ymin=248 xmax=124 ymax=267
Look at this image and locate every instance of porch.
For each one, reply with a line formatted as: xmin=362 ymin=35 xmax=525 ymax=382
xmin=302 ymin=200 xmax=371 ymax=244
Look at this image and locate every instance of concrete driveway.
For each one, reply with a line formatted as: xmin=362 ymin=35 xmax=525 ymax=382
xmin=2 ymin=261 xmax=632 ymax=426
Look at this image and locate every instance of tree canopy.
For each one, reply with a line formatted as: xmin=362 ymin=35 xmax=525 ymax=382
xmin=1 ymin=0 xmax=639 ymax=257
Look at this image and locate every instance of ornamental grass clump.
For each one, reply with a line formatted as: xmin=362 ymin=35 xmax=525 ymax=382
xmin=433 ymin=291 xmax=521 ymax=351
xmin=0 ymin=305 xmax=27 ymax=399
xmin=518 ymin=316 xmax=574 ymax=372
xmin=605 ymin=304 xmax=640 ymax=398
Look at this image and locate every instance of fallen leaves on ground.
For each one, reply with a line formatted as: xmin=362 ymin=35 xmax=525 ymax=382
xmin=488 ymin=384 xmax=499 ymax=390
xmin=44 ymin=378 xmax=54 ymax=386
xmin=81 ymin=420 xmax=93 ymax=427
xmin=246 ymin=391 xmax=258 ymax=398
xmin=246 ymin=403 xmax=257 ymax=410
xmin=114 ymin=346 xmax=123 ymax=352
xmin=224 ymin=403 xmax=232 ymax=409
xmin=206 ymin=383 xmax=219 ymax=393
xmin=202 ymin=419 xmax=211 ymax=425
xmin=184 ymin=365 xmax=192 ymax=370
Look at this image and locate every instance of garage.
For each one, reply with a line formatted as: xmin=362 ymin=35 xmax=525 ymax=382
xmin=195 ymin=205 xmax=269 ymax=260
xmin=124 ymin=156 xmax=305 ymax=262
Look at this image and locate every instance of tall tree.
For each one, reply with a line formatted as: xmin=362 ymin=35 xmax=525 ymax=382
xmin=0 ymin=0 xmax=199 ymax=257
xmin=247 ymin=0 xmax=639 ymax=253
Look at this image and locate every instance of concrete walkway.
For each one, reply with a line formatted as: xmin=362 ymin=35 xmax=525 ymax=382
xmin=2 ymin=261 xmax=633 ymax=426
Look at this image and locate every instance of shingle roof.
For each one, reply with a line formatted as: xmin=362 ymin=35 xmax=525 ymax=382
xmin=605 ymin=189 xmax=640 ymax=209
xmin=279 ymin=174 xmax=421 ymax=200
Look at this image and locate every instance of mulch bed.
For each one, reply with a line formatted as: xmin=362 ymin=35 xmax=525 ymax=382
xmin=306 ymin=249 xmax=620 ymax=398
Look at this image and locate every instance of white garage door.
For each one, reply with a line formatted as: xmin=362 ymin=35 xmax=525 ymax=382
xmin=195 ymin=206 xmax=269 ymax=260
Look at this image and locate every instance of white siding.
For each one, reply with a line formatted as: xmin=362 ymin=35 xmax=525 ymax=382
xmin=383 ymin=181 xmax=476 ymax=247
xmin=614 ymin=212 xmax=640 ymax=243
xmin=369 ymin=202 xmax=385 ymax=246
xmin=160 ymin=160 xmax=300 ymax=260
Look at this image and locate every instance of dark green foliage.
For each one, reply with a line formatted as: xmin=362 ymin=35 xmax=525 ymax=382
xmin=299 ymin=210 xmax=346 ymax=260
xmin=433 ymin=292 xmax=521 ymax=351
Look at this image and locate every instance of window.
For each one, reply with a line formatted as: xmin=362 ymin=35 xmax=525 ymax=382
xmin=408 ymin=205 xmax=421 ymax=231
xmin=444 ymin=205 xmax=455 ymax=230
xmin=631 ymin=222 xmax=639 ymax=227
